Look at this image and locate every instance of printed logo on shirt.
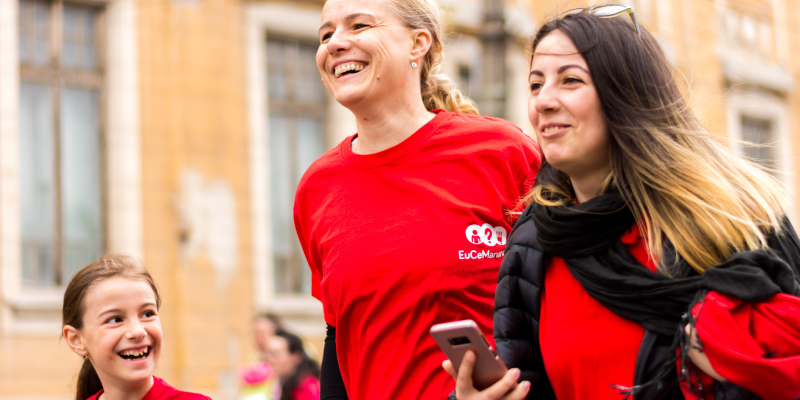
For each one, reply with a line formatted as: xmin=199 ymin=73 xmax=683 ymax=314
xmin=459 ymin=223 xmax=507 ymax=261
xmin=465 ymin=224 xmax=507 ymax=246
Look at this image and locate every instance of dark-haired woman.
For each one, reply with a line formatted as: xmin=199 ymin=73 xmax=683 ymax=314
xmin=265 ymin=331 xmax=320 ymax=400
xmin=444 ymin=6 xmax=800 ymax=400
xmin=61 ymin=254 xmax=211 ymax=400
xmin=295 ymin=0 xmax=540 ymax=399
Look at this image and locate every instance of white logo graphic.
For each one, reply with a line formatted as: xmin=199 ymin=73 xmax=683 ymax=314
xmin=465 ymin=223 xmax=507 ymax=246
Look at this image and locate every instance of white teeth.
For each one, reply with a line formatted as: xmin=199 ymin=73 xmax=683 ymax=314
xmin=543 ymin=126 xmax=565 ymax=133
xmin=121 ymin=347 xmax=148 ymax=358
xmin=334 ymin=63 xmax=366 ymax=78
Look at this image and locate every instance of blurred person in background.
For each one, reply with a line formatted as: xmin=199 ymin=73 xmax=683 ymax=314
xmin=294 ymin=0 xmax=541 ymax=398
xmin=254 ymin=314 xmax=283 ymax=358
xmin=445 ymin=5 xmax=800 ymax=400
xmin=265 ymin=330 xmax=321 ymax=400
xmin=239 ymin=314 xmax=285 ymax=400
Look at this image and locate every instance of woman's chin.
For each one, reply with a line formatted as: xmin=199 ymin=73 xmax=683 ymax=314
xmin=333 ymin=91 xmax=367 ymax=108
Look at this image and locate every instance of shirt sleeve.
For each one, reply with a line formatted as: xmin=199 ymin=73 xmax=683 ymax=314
xmin=293 ymin=205 xmax=322 ymax=301
xmin=321 ymin=325 xmax=349 ymax=399
xmin=294 ymin=186 xmax=337 ymax=326
xmin=689 ymin=291 xmax=800 ymax=399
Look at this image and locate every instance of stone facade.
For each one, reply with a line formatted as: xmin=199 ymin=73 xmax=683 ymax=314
xmin=1 ymin=0 xmax=799 ymax=399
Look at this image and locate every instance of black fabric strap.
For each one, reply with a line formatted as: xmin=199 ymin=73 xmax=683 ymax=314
xmin=321 ymin=325 xmax=349 ymax=400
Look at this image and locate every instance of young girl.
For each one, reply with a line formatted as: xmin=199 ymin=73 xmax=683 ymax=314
xmin=61 ymin=254 xmax=211 ymax=400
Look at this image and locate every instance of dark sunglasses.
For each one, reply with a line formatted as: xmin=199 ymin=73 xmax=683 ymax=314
xmin=554 ymin=5 xmax=641 ymax=38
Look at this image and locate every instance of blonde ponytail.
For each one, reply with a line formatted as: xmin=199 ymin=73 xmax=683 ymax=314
xmin=388 ymin=0 xmax=480 ymax=115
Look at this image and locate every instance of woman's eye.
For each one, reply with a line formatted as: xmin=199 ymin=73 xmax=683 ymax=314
xmin=564 ymin=77 xmax=583 ymax=84
xmin=106 ymin=317 xmax=122 ymax=324
xmin=354 ymin=23 xmax=369 ymax=30
xmin=321 ymin=33 xmax=332 ymax=43
xmin=530 ymin=82 xmax=543 ymax=92
xmin=142 ymin=310 xmax=156 ymax=318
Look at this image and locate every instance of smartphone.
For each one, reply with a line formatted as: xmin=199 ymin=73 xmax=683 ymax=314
xmin=430 ymin=319 xmax=508 ymax=390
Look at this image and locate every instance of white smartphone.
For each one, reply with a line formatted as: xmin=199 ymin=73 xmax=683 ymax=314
xmin=430 ymin=319 xmax=509 ymax=390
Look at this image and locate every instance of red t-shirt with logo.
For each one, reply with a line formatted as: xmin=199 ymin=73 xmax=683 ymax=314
xmin=85 ymin=377 xmax=211 ymax=400
xmin=293 ymin=110 xmax=541 ymax=400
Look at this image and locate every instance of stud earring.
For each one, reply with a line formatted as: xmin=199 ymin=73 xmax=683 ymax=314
xmin=412 ymin=61 xmax=418 ymax=68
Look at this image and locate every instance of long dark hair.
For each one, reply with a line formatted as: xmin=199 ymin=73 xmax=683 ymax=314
xmin=62 ymin=254 xmax=162 ymax=400
xmin=527 ymin=11 xmax=785 ymax=274
xmin=275 ymin=330 xmax=320 ymax=400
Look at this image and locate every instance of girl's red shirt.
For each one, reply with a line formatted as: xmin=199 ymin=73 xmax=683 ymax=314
xmin=85 ymin=377 xmax=211 ymax=400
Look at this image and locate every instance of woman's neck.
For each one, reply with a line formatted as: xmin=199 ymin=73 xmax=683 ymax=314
xmin=98 ymin=375 xmax=154 ymax=400
xmin=350 ymin=97 xmax=434 ymax=155
xmin=570 ymin=166 xmax=611 ymax=204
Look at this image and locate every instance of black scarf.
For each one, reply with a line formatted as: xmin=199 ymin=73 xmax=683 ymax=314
xmin=532 ymin=191 xmax=800 ymax=336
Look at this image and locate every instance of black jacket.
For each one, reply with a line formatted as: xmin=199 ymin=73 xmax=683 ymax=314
xmin=492 ymin=206 xmax=800 ymax=400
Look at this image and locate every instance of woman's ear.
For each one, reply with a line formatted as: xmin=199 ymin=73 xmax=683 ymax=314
xmin=410 ymin=29 xmax=433 ymax=63
xmin=63 ymin=325 xmax=88 ymax=357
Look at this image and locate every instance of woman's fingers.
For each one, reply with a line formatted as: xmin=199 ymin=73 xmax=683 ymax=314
xmin=503 ymin=381 xmax=531 ymax=400
xmin=482 ymin=367 xmax=521 ymax=398
xmin=685 ymin=324 xmax=727 ymax=382
xmin=442 ymin=360 xmax=457 ymax=379
xmin=455 ymin=350 xmax=477 ymax=391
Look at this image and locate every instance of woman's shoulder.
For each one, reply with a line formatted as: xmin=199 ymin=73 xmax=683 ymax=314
xmin=143 ymin=377 xmax=213 ymax=400
xmin=433 ymin=112 xmax=540 ymax=164
xmin=440 ymin=111 xmax=528 ymax=138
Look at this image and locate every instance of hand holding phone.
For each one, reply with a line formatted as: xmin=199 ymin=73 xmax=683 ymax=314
xmin=430 ymin=320 xmax=508 ymax=390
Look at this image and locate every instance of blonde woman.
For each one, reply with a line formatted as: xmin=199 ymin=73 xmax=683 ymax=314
xmin=445 ymin=6 xmax=800 ymax=400
xmin=293 ymin=0 xmax=541 ymax=399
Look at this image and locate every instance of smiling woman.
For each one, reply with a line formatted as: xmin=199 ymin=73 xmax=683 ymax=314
xmin=293 ymin=0 xmax=541 ymax=399
xmin=446 ymin=7 xmax=800 ymax=400
xmin=61 ymin=254 xmax=212 ymax=400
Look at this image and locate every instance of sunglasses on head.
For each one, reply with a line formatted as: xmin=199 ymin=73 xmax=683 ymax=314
xmin=554 ymin=5 xmax=641 ymax=38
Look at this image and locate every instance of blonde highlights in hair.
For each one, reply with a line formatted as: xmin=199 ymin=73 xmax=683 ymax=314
xmin=386 ymin=0 xmax=479 ymax=115
xmin=529 ymin=15 xmax=787 ymax=274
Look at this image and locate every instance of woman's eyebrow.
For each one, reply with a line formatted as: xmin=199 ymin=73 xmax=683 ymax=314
xmin=558 ymin=64 xmax=589 ymax=74
xmin=318 ymin=13 xmax=376 ymax=34
xmin=529 ymin=64 xmax=589 ymax=79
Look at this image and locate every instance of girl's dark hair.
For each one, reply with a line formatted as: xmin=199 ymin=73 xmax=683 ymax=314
xmin=528 ymin=12 xmax=785 ymax=274
xmin=275 ymin=330 xmax=320 ymax=400
xmin=62 ymin=254 xmax=161 ymax=400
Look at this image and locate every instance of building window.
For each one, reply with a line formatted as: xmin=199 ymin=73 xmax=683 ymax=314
xmin=19 ymin=0 xmax=105 ymax=286
xmin=267 ymin=37 xmax=327 ymax=294
xmin=741 ymin=115 xmax=776 ymax=170
xmin=458 ymin=64 xmax=472 ymax=97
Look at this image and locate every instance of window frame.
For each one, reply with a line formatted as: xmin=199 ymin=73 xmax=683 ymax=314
xmin=246 ymin=3 xmax=357 ymax=335
xmin=0 ymin=0 xmax=142 ymax=335
xmin=725 ymin=86 xmax=796 ymax=224
xmin=19 ymin=0 xmax=108 ymax=287
xmin=266 ymin=34 xmax=328 ymax=296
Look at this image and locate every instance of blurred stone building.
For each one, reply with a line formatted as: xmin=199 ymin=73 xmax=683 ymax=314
xmin=0 ymin=0 xmax=798 ymax=398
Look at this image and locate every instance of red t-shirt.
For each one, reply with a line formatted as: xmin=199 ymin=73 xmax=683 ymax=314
xmin=294 ymin=110 xmax=540 ymax=399
xmin=540 ymin=223 xmax=655 ymax=399
xmin=85 ymin=376 xmax=211 ymax=400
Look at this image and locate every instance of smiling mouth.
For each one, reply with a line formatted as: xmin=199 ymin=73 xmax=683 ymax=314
xmin=334 ymin=63 xmax=368 ymax=78
xmin=542 ymin=125 xmax=570 ymax=134
xmin=118 ymin=346 xmax=151 ymax=361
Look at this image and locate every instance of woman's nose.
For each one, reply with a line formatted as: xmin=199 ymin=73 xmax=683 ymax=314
xmin=535 ymin=84 xmax=560 ymax=114
xmin=327 ymin=29 xmax=351 ymax=55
